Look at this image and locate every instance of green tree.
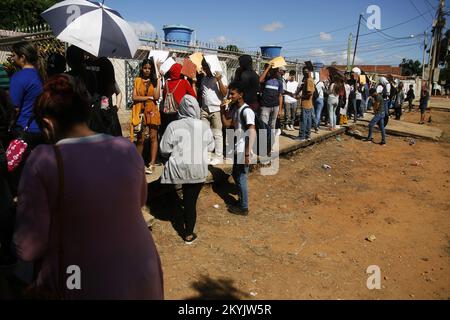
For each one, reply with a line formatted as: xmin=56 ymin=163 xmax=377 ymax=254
xmin=399 ymin=58 xmax=422 ymax=76
xmin=0 ymin=0 xmax=58 ymax=30
xmin=218 ymin=44 xmax=243 ymax=53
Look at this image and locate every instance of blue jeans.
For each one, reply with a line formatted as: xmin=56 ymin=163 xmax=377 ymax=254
xmin=232 ymin=163 xmax=250 ymax=209
xmin=314 ymin=98 xmax=324 ymax=129
xmin=367 ymin=98 xmax=373 ymax=111
xmin=368 ymin=112 xmax=386 ymax=143
xmin=300 ymin=108 xmax=313 ymax=139
xmin=383 ymin=99 xmax=390 ymax=119
xmin=284 ymin=102 xmax=297 ymax=126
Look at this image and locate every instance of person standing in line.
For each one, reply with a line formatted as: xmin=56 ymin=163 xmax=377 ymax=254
xmin=313 ymin=78 xmax=325 ymax=131
xmin=14 ymin=74 xmax=164 ymax=299
xmin=364 ymin=88 xmax=387 ymax=146
xmin=283 ymin=70 xmax=299 ymax=131
xmin=295 ymin=66 xmax=315 ymax=141
xmin=419 ymin=89 xmax=430 ymax=125
xmin=200 ymin=59 xmax=228 ymax=165
xmin=406 ymin=84 xmax=416 ymax=112
xmin=259 ymin=63 xmax=283 ymax=132
xmin=394 ymin=82 xmax=405 ymax=120
xmin=234 ymin=55 xmax=260 ymax=113
xmin=327 ymin=79 xmax=343 ymax=131
xmin=160 ymin=95 xmax=214 ymax=243
xmin=220 ymin=82 xmax=256 ymax=216
xmin=131 ymin=58 xmax=162 ymax=174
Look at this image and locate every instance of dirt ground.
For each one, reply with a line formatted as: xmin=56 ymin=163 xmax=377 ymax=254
xmin=149 ymin=108 xmax=450 ymax=300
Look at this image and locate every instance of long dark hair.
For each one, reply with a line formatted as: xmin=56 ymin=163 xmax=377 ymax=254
xmin=332 ymin=78 xmax=344 ymax=96
xmin=12 ymin=41 xmax=46 ymax=82
xmin=139 ymin=58 xmax=157 ymax=87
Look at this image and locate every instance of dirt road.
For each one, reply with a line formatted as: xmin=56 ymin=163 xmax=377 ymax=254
xmin=149 ymin=109 xmax=450 ymax=300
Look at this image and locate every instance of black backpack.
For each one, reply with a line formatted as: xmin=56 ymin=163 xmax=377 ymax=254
xmin=313 ymin=81 xmax=322 ymax=102
xmin=240 ymin=106 xmax=274 ymax=158
xmin=381 ymin=85 xmax=388 ymax=99
xmin=338 ymin=89 xmax=347 ymax=108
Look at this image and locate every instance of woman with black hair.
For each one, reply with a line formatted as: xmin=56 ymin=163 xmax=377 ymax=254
xmin=9 ymin=42 xmax=44 ymax=141
xmin=131 ymin=58 xmax=162 ymax=174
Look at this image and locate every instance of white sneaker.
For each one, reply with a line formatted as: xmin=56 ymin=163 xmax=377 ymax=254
xmin=276 ymin=129 xmax=282 ymax=136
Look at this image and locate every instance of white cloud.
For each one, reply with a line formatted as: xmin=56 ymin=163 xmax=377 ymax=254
xmin=304 ymin=49 xmax=364 ymax=65
xmin=128 ymin=21 xmax=156 ymax=36
xmin=319 ymin=32 xmax=332 ymax=41
xmin=262 ymin=22 xmax=284 ymax=32
xmin=309 ymin=48 xmax=326 ymax=57
xmin=210 ymin=36 xmax=230 ymax=44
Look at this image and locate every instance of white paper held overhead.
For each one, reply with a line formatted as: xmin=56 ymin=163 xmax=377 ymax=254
xmin=204 ymin=55 xmax=223 ymax=74
xmin=160 ymin=57 xmax=176 ymax=76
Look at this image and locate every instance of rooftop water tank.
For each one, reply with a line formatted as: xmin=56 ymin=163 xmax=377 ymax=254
xmin=260 ymin=45 xmax=282 ymax=59
xmin=163 ymin=24 xmax=194 ymax=49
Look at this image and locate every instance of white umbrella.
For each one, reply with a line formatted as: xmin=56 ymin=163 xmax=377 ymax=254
xmin=41 ymin=0 xmax=140 ymax=58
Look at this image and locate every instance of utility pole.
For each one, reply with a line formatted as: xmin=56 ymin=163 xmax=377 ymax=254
xmin=429 ymin=0 xmax=445 ymax=95
xmin=422 ymin=31 xmax=427 ymax=79
xmin=347 ymin=33 xmax=353 ymax=73
xmin=352 ymin=14 xmax=363 ymax=67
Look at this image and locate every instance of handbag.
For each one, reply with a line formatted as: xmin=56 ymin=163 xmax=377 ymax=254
xmin=5 ymin=116 xmax=35 ymax=173
xmin=163 ymin=80 xmax=181 ymax=114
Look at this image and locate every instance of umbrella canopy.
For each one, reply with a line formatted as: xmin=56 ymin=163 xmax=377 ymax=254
xmin=41 ymin=0 xmax=140 ymax=58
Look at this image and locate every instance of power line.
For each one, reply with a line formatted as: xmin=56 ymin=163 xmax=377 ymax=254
xmin=239 ymin=23 xmax=358 ymax=49
xmin=285 ymin=42 xmax=423 ymax=60
xmin=281 ymin=35 xmax=423 ymax=53
xmin=409 ymin=0 xmax=433 ymax=23
xmin=359 ymin=7 xmax=435 ymax=38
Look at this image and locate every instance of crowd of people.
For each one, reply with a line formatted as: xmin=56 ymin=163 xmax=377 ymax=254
xmin=0 ymin=41 xmax=431 ymax=299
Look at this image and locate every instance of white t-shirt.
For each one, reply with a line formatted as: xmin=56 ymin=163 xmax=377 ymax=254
xmin=233 ymin=104 xmax=255 ymax=154
xmin=315 ymin=81 xmax=325 ymax=100
xmin=284 ymin=80 xmax=299 ymax=104
xmin=201 ymin=75 xmax=228 ymax=113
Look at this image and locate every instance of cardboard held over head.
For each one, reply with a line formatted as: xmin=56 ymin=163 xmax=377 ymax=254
xmin=160 ymin=57 xmax=176 ymax=76
xmin=181 ymin=58 xmax=197 ymax=79
xmin=189 ymin=52 xmax=204 ymax=72
xmin=149 ymin=50 xmax=170 ymax=64
xmin=269 ymin=56 xmax=286 ymax=69
xmin=204 ymin=55 xmax=223 ymax=74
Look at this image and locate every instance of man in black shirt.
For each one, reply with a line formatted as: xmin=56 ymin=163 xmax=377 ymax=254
xmin=234 ymin=55 xmax=260 ymax=112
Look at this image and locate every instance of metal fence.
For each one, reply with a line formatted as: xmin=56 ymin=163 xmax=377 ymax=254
xmin=122 ymin=37 xmax=304 ymax=110
xmin=0 ymin=27 xmax=306 ymax=136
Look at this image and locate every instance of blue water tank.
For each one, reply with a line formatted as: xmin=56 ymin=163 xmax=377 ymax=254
xmin=260 ymin=46 xmax=282 ymax=59
xmin=163 ymin=25 xmax=194 ymax=48
xmin=314 ymin=62 xmax=324 ymax=72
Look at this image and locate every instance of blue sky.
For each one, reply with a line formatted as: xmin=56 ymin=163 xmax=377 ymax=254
xmin=105 ymin=0 xmax=447 ymax=66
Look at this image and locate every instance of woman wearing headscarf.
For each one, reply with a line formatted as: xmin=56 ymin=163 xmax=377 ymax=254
xmin=160 ymin=63 xmax=197 ymax=135
xmin=160 ymin=95 xmax=214 ymax=244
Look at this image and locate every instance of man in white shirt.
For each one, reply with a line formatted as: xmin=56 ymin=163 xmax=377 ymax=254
xmin=313 ymin=79 xmax=325 ymax=131
xmin=201 ymin=59 xmax=228 ymax=165
xmin=283 ymin=70 xmax=299 ymax=131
